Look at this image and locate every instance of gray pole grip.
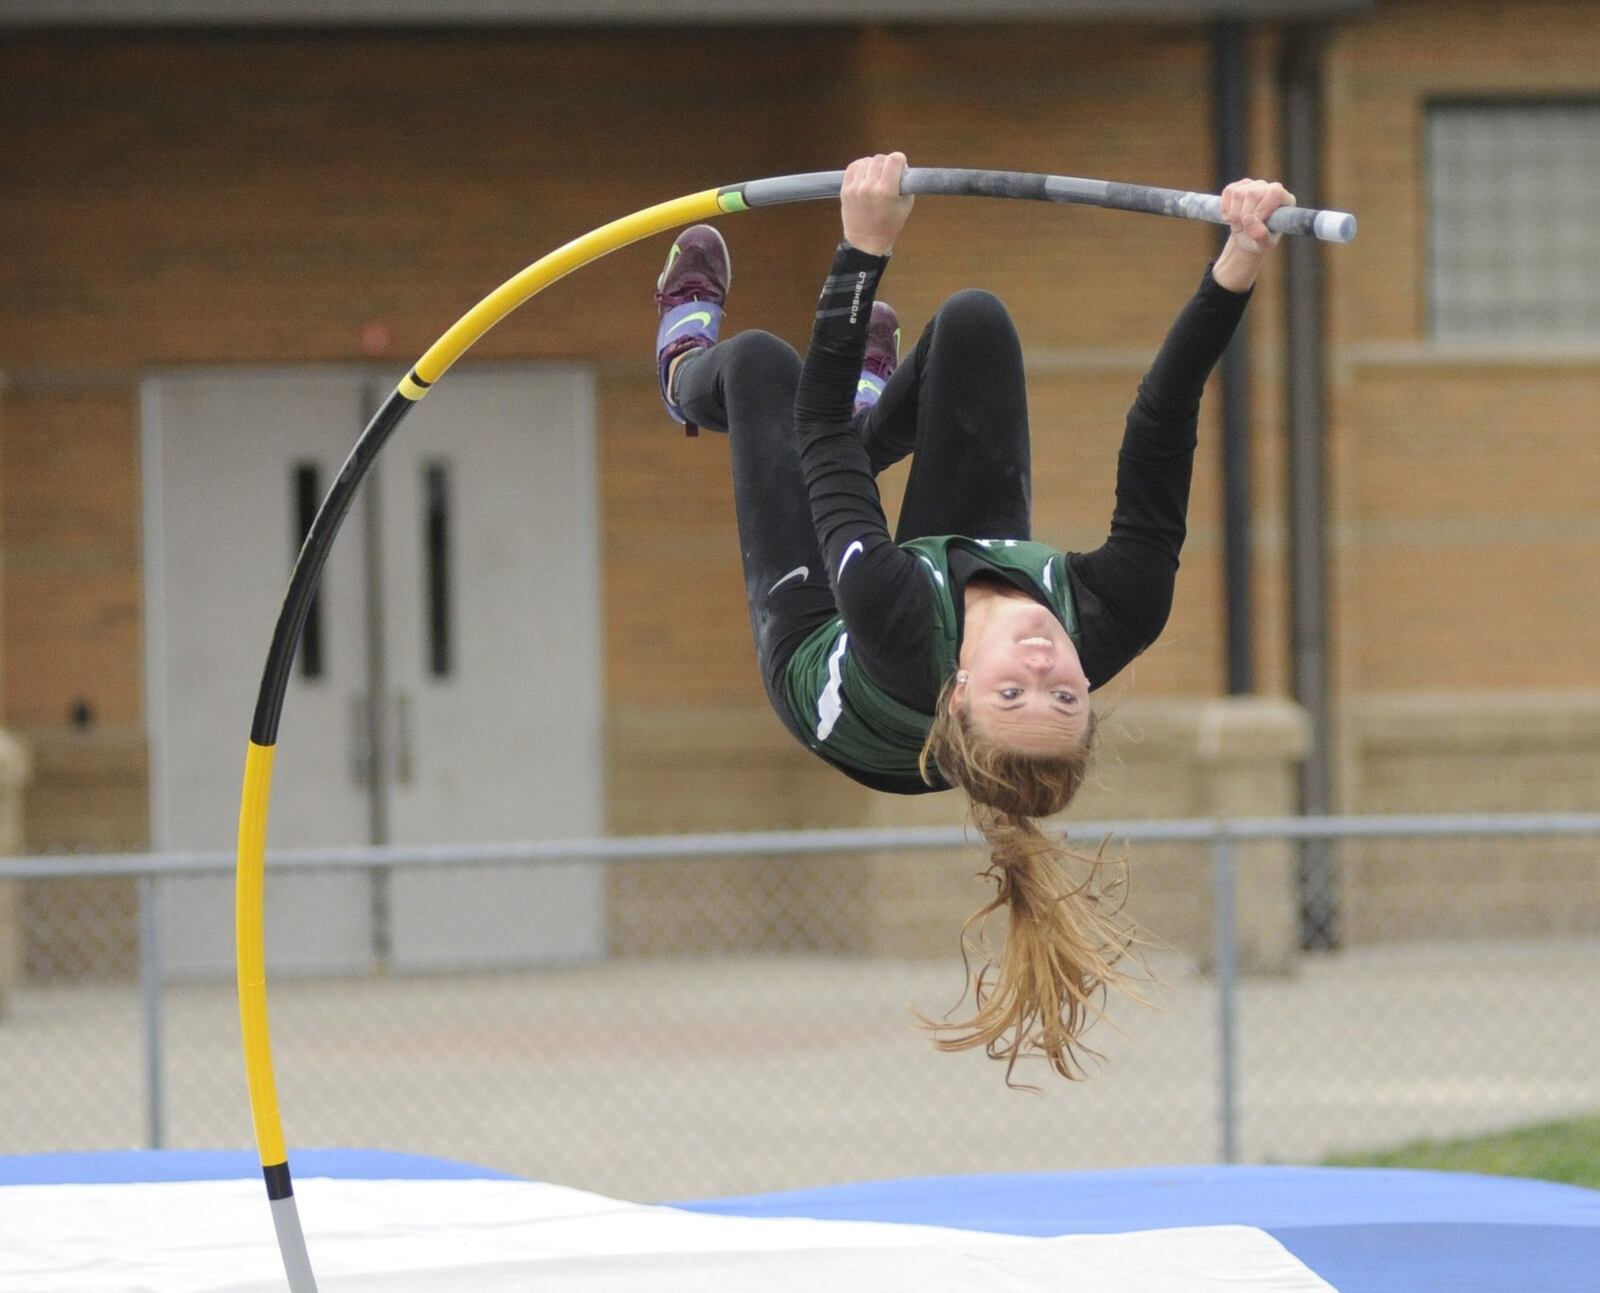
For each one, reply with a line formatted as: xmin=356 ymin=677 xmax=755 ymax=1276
xmin=733 ymin=167 xmax=1356 ymax=243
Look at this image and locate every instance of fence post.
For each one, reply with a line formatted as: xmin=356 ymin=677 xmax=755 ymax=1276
xmin=0 ymin=732 xmax=31 ymax=1016
xmin=138 ymin=874 xmax=166 ymax=1148
xmin=1212 ymin=828 xmax=1239 ymax=1164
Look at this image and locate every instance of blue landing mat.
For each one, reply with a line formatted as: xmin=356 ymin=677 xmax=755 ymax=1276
xmin=685 ymin=1164 xmax=1600 ymax=1293
xmin=8 ymin=1151 xmax=1599 ymax=1292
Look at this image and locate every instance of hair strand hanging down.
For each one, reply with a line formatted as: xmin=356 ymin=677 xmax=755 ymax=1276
xmin=920 ymin=674 xmax=1145 ymax=1088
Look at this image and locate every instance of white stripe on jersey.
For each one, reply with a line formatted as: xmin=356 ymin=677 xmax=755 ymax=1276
xmin=816 ymin=632 xmax=850 ymax=741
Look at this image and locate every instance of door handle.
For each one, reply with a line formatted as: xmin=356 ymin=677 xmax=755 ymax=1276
xmin=353 ymin=692 xmax=413 ymax=786
xmin=393 ymin=692 xmax=414 ymax=786
xmin=350 ymin=693 xmax=372 ymax=787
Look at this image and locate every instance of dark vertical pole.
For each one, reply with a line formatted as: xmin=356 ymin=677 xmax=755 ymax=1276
xmin=1281 ymin=28 xmax=1339 ymax=949
xmin=1213 ymin=18 xmax=1255 ymax=695
xmin=360 ymin=377 xmax=392 ymax=967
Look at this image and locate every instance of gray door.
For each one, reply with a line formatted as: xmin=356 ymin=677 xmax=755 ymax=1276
xmin=142 ymin=366 xmax=604 ymax=976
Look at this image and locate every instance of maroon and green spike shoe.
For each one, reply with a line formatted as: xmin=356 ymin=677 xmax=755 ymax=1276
xmin=655 ymin=224 xmax=731 ymax=436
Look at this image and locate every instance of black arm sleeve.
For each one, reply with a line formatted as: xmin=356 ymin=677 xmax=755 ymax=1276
xmin=1069 ymin=266 xmax=1253 ymax=687
xmin=794 ymin=243 xmax=941 ymax=706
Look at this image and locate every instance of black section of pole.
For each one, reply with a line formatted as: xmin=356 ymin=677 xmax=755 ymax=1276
xmin=1213 ymin=17 xmax=1255 ymax=696
xmin=263 ymin=1162 xmax=293 ymax=1201
xmin=1281 ymin=27 xmax=1339 ymax=950
xmin=250 ymin=388 xmax=416 ymax=746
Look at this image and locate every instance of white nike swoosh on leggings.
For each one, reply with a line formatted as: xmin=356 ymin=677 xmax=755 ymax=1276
xmin=769 ymin=565 xmax=809 ymax=594
xmin=837 ymin=540 xmax=864 ymax=579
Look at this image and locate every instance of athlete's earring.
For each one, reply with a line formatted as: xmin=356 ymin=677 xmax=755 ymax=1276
xmin=956 ymin=671 xmax=969 ymax=685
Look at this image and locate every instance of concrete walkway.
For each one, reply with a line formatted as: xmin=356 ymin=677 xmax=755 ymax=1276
xmin=3 ymin=939 xmax=1597 ymax=1201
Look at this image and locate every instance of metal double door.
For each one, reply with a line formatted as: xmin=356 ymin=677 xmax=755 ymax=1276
xmin=143 ymin=366 xmax=604 ymax=975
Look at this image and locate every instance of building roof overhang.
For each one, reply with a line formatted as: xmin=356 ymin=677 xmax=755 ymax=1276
xmin=0 ymin=0 xmax=1374 ymax=28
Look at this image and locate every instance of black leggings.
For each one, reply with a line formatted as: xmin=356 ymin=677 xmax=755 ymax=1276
xmin=676 ymin=289 xmax=1031 ymax=741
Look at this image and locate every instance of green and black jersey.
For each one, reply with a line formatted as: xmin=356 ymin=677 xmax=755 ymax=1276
xmin=782 ymin=242 xmax=1252 ymax=794
xmin=784 ymin=537 xmax=1080 ymax=790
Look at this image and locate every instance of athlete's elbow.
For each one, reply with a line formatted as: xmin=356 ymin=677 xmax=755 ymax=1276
xmin=1127 ymin=595 xmax=1176 ymax=654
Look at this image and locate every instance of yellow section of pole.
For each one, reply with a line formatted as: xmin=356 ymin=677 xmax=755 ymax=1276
xmin=236 ymin=739 xmax=286 ymax=1166
xmin=412 ymin=188 xmax=724 ymax=389
xmin=239 ymin=183 xmax=733 ymax=1290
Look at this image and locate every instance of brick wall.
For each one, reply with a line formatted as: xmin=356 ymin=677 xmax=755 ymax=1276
xmin=1 ymin=21 xmax=1239 ymax=831
xmin=0 ymin=25 xmax=869 ymax=850
xmin=1323 ymin=0 xmax=1600 ymax=704
xmin=1341 ymin=692 xmax=1600 ymax=941
xmin=1316 ymin=1 xmax=1600 ymax=940
xmin=2 ymin=9 xmax=1597 ymax=956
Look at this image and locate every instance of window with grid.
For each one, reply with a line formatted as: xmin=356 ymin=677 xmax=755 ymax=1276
xmin=1428 ymin=102 xmax=1600 ymax=341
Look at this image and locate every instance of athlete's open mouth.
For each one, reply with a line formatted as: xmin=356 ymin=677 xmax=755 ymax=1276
xmin=1017 ymin=636 xmax=1052 ymax=648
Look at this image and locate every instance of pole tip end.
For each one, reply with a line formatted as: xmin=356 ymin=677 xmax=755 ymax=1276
xmin=1315 ymin=210 xmax=1357 ymax=243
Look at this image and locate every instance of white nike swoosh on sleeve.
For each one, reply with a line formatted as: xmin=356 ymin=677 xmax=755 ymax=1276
xmin=769 ymin=565 xmax=809 ymax=593
xmin=837 ymin=540 xmax=864 ymax=578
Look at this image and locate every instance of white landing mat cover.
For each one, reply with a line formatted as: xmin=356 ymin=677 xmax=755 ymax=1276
xmin=5 ymin=1175 xmax=1336 ymax=1293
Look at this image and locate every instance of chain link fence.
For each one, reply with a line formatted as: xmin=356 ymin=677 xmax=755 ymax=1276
xmin=2 ymin=816 xmax=1598 ymax=1201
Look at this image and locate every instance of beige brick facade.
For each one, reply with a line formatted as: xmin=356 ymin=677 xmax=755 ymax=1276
xmin=2 ymin=5 xmax=1597 ymax=962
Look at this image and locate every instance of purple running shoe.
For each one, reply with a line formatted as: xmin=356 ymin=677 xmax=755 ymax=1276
xmin=655 ymin=224 xmax=731 ymax=436
xmin=854 ymin=301 xmax=900 ymax=416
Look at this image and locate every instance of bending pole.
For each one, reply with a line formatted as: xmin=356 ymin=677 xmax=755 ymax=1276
xmin=237 ymin=166 xmax=1356 ymax=1291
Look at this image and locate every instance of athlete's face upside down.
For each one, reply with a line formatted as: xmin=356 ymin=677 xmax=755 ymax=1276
xmin=950 ymin=588 xmax=1092 ymax=758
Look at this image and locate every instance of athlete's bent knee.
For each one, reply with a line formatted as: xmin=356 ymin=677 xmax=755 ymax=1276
xmin=936 ymin=289 xmax=1015 ymax=337
xmin=722 ymin=329 xmax=803 ymax=387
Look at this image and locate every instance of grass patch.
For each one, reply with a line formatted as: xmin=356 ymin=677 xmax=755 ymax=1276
xmin=1323 ymin=1115 xmax=1600 ymax=1189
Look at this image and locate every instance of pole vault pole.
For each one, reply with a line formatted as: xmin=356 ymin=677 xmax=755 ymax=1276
xmin=236 ymin=166 xmax=1355 ymax=1291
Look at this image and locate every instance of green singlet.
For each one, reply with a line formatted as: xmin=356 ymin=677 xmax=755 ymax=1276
xmin=782 ymin=536 xmax=1082 ymax=781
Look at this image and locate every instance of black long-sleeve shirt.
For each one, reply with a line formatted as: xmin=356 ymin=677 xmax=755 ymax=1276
xmin=783 ymin=244 xmax=1251 ymax=788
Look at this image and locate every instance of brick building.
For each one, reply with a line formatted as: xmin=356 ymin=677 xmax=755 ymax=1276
xmin=2 ymin=0 xmax=1597 ymax=972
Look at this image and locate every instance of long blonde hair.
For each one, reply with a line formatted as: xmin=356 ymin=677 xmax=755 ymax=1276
xmin=919 ymin=674 xmax=1139 ymax=1087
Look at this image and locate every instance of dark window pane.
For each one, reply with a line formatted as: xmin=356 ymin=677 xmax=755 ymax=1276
xmin=1429 ymin=101 xmax=1600 ymax=340
xmin=293 ymin=462 xmax=324 ymax=680
xmin=424 ymin=461 xmax=453 ymax=678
